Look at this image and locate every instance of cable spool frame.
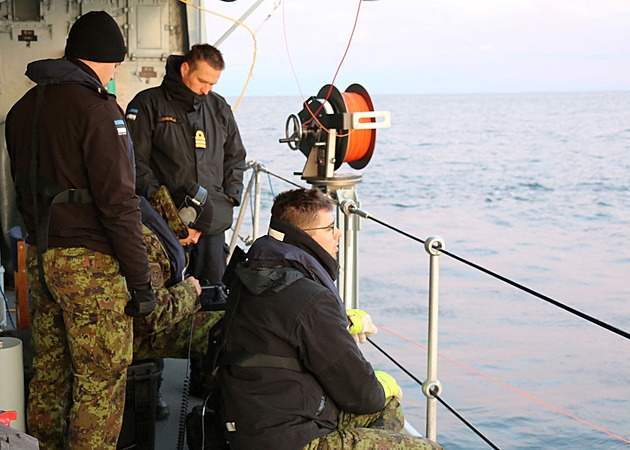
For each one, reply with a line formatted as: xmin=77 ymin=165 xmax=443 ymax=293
xmin=278 ymin=84 xmax=390 ymax=311
xmin=281 ymin=83 xmax=390 ymax=185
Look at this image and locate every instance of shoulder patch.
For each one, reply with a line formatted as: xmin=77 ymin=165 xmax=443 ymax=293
xmin=126 ymin=108 xmax=138 ymax=121
xmin=114 ymin=119 xmax=127 ymax=136
xmin=149 ymin=262 xmax=164 ymax=289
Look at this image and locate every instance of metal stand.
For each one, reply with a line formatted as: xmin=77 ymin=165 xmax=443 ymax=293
xmin=306 ymin=174 xmax=362 ymax=309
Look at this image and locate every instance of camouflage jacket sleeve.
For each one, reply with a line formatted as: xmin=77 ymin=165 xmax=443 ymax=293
xmin=137 ymin=225 xmax=200 ymax=335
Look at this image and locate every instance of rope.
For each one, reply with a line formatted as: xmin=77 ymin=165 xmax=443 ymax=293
xmin=256 ymin=166 xmax=308 ymax=189
xmin=376 ymin=326 xmax=630 ymax=445
xmin=367 ymin=338 xmax=500 ymax=449
xmin=178 ymin=0 xmax=257 ymax=112
xmin=266 ymin=172 xmax=275 ymax=198
xmin=361 ymin=214 xmax=630 ymax=342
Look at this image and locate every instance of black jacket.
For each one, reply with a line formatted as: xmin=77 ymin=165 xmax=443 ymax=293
xmin=218 ymin=218 xmax=385 ymax=450
xmin=5 ymin=58 xmax=150 ymax=290
xmin=125 ymin=55 xmax=246 ymax=235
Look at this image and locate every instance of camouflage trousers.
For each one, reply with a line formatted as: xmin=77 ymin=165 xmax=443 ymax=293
xmin=303 ymin=398 xmax=443 ymax=450
xmin=133 ymin=309 xmax=223 ymax=361
xmin=26 ymin=246 xmax=133 ymax=450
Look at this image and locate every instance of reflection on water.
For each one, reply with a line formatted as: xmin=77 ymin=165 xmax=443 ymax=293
xmin=232 ymin=92 xmax=630 ymax=448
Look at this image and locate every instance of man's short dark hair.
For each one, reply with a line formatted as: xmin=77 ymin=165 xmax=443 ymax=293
xmin=184 ymin=44 xmax=225 ymax=71
xmin=271 ymin=188 xmax=335 ymax=229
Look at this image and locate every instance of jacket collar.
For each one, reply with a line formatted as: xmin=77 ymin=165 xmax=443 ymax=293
xmin=267 ymin=216 xmax=339 ymax=282
xmin=245 ymin=220 xmax=343 ymax=306
xmin=25 ymin=57 xmax=109 ymax=97
xmin=162 ymin=55 xmax=207 ymax=111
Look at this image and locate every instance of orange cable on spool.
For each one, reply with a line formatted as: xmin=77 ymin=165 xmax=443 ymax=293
xmin=342 ymin=91 xmax=375 ymax=163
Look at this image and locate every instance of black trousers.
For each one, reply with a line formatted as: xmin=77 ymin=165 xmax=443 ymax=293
xmin=187 ymin=232 xmax=228 ymax=284
xmin=187 ymin=232 xmax=228 ymax=380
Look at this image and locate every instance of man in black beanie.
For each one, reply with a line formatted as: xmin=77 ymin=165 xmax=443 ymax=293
xmin=65 ymin=10 xmax=127 ymax=63
xmin=5 ymin=10 xmax=156 ymax=449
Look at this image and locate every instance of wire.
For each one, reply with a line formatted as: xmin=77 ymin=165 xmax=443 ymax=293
xmin=266 ymin=172 xmax=275 ymax=198
xmin=367 ymin=338 xmax=500 ymax=449
xmin=178 ymin=0 xmax=257 ymax=112
xmin=256 ymin=166 xmax=307 ymax=189
xmin=438 ymin=245 xmax=630 ymax=342
xmin=255 ymin=0 xmax=281 ymax=34
xmin=282 ymin=0 xmax=364 ymax=137
xmin=0 ymin=284 xmax=17 ymax=329
xmin=176 ymin=314 xmax=197 ymax=450
xmin=359 ymin=213 xmax=630 ymax=342
xmin=376 ymin=325 xmax=630 ymax=445
xmin=301 ymin=0 xmax=363 ymax=123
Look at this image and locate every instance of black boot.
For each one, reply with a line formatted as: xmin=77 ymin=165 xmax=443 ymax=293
xmin=189 ymin=318 xmax=224 ymax=399
xmin=155 ymin=359 xmax=170 ymax=420
xmin=188 ymin=357 xmax=208 ymax=399
xmin=156 ymin=392 xmax=170 ymax=421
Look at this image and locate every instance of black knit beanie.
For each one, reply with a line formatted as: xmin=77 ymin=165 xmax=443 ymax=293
xmin=65 ymin=11 xmax=127 ymax=63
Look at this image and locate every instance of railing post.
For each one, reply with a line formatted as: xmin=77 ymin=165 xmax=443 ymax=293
xmin=337 ymin=192 xmax=361 ymax=309
xmin=252 ymin=162 xmax=262 ymax=240
xmin=228 ymin=161 xmax=255 ymax=263
xmin=423 ymin=235 xmax=444 ymax=442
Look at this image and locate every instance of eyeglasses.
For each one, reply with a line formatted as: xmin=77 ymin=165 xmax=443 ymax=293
xmin=303 ymin=223 xmax=336 ymax=233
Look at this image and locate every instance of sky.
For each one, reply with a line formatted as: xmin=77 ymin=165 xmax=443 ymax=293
xmin=196 ymin=0 xmax=630 ymax=97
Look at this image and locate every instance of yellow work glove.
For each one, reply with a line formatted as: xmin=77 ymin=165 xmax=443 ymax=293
xmin=374 ymin=371 xmax=403 ymax=401
xmin=347 ymin=309 xmax=378 ymax=343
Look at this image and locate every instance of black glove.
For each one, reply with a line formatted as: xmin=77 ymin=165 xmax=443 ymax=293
xmin=125 ymin=288 xmax=157 ymax=318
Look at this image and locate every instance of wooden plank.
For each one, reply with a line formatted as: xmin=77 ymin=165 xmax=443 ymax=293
xmin=14 ymin=242 xmax=28 ymax=331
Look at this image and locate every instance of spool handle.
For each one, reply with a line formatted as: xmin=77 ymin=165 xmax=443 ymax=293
xmin=279 ymin=114 xmax=303 ymax=150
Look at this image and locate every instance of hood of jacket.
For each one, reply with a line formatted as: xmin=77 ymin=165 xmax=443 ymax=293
xmin=236 ymin=216 xmax=342 ymax=304
xmin=25 ymin=58 xmax=107 ymax=93
xmin=234 ymin=264 xmax=305 ymax=297
xmin=162 ymin=55 xmax=207 ymax=111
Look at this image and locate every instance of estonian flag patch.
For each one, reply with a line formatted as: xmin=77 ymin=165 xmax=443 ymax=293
xmin=126 ymin=108 xmax=138 ymax=121
xmin=115 ymin=119 xmax=127 ymax=136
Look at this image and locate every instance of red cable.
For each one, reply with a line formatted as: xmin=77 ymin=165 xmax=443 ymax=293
xmin=282 ymin=0 xmax=364 ymax=138
xmin=376 ymin=324 xmax=630 ymax=445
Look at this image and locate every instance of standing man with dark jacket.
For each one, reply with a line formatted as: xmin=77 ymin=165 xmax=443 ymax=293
xmin=5 ymin=11 xmax=156 ymax=449
xmin=125 ymin=43 xmax=246 ymax=289
xmin=125 ymin=43 xmax=246 ymax=392
xmin=218 ymin=188 xmax=442 ymax=450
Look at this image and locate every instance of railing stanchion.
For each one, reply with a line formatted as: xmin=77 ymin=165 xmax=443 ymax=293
xmin=336 ymin=190 xmax=361 ymax=309
xmin=228 ymin=161 xmax=255 ymax=263
xmin=423 ymin=236 xmax=444 ymax=442
xmin=252 ymin=162 xmax=262 ymax=240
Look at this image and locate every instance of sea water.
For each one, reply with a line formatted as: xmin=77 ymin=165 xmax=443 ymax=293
xmin=230 ymin=91 xmax=630 ymax=449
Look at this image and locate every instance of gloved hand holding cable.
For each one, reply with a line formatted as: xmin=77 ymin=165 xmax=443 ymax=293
xmin=347 ymin=308 xmax=378 ymax=343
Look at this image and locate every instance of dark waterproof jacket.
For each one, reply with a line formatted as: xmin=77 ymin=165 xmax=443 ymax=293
xmin=5 ymin=58 xmax=150 ymax=290
xmin=219 ymin=218 xmax=385 ymax=450
xmin=125 ymin=55 xmax=246 ymax=235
